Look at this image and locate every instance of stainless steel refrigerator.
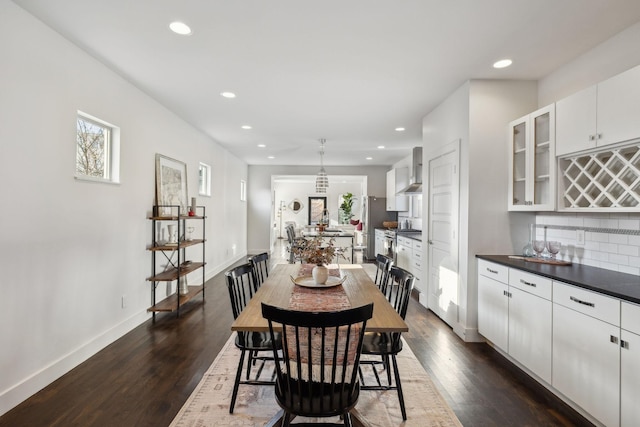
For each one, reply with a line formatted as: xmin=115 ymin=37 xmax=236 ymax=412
xmin=360 ymin=196 xmax=397 ymax=261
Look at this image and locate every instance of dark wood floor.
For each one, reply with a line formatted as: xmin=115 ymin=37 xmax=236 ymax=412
xmin=0 ymin=256 xmax=594 ymax=427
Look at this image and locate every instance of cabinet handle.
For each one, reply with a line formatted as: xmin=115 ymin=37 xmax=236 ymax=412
xmin=570 ymin=296 xmax=595 ymax=307
xmin=520 ymin=279 xmax=536 ymax=287
xmin=487 ymin=268 xmax=498 ymax=274
xmin=503 ymin=290 xmax=512 ymax=298
xmin=596 ymin=133 xmax=602 ymax=140
xmin=621 ymin=339 xmax=629 ymax=349
xmin=610 ymin=335 xmax=619 ymax=344
xmin=589 ymin=134 xmax=596 ymax=141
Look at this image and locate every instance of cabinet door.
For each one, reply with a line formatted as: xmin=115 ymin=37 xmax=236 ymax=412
xmin=374 ymin=235 xmax=385 ymax=258
xmin=508 ymin=114 xmax=528 ymax=209
xmin=552 ymin=304 xmax=620 ymax=427
xmin=555 ymin=85 xmax=597 ymax=156
xmin=597 ymin=64 xmax=640 ymax=148
xmin=396 ymin=244 xmax=411 ymax=270
xmin=386 ymin=170 xmax=396 ymax=210
xmin=478 ymin=274 xmax=509 ymax=351
xmin=621 ymin=329 xmax=640 ymax=427
xmin=508 ymin=287 xmax=552 ymax=384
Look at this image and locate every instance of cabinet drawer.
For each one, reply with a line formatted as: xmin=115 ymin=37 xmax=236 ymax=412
xmin=478 ymin=259 xmax=508 ymax=284
xmin=509 ymin=269 xmax=552 ymax=300
xmin=412 ymin=247 xmax=422 ymax=261
xmin=412 ymin=258 xmax=423 ymax=272
xmin=397 ymin=236 xmax=412 ymax=247
xmin=622 ymin=301 xmax=640 ymax=335
xmin=553 ymin=281 xmax=620 ymax=326
xmin=412 ymin=240 xmax=422 ymax=251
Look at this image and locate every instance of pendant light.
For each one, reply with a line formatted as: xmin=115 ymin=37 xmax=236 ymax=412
xmin=315 ymin=138 xmax=329 ymax=193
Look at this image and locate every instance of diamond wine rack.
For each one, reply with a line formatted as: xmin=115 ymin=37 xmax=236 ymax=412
xmin=559 ymin=143 xmax=640 ymax=210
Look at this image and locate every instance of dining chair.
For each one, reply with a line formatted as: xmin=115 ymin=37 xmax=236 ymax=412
xmin=225 ymin=263 xmax=280 ymax=413
xmin=249 ymin=251 xmax=270 ymax=286
xmin=373 ymin=253 xmax=394 ymax=293
xmin=286 ymin=225 xmax=305 ymax=263
xmin=359 ymin=266 xmax=414 ymax=420
xmin=261 ymin=302 xmax=374 ymax=427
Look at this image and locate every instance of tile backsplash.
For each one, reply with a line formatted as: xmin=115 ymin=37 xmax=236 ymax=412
xmin=535 ymin=212 xmax=640 ymax=276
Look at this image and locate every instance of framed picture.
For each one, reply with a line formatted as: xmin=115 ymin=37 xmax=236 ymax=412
xmin=308 ymin=196 xmax=327 ymax=225
xmin=155 ymin=154 xmax=188 ymax=216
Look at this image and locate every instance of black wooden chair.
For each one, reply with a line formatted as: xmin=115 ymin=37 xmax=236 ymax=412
xmin=359 ymin=266 xmax=414 ymax=420
xmin=261 ymin=302 xmax=374 ymax=427
xmin=373 ymin=253 xmax=394 ymax=294
xmin=225 ymin=263 xmax=281 ymax=413
xmin=249 ymin=251 xmax=270 ymax=286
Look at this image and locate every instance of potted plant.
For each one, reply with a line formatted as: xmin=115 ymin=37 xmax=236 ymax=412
xmin=339 ymin=193 xmax=354 ymax=224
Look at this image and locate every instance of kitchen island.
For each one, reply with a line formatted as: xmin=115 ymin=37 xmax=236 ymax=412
xmin=301 ymin=230 xmax=354 ymax=263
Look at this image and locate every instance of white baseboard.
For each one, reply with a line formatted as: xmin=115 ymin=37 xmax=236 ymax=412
xmin=0 ymin=311 xmax=148 ymax=417
xmin=453 ymin=323 xmax=485 ymax=343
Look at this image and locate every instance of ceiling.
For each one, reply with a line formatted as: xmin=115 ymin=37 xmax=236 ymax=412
xmin=13 ymin=0 xmax=640 ymax=166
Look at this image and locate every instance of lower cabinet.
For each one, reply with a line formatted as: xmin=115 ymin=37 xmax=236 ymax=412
xmin=374 ymin=230 xmax=385 ymax=259
xmin=477 ymin=273 xmax=509 ymax=350
xmin=396 ymin=236 xmax=412 ymax=270
xmin=621 ymin=301 xmax=640 ymax=427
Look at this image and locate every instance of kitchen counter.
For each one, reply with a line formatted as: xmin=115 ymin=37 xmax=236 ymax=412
xmin=396 ymin=231 xmax=422 ymax=242
xmin=477 ymin=254 xmax=640 ymax=304
xmin=302 ymin=230 xmax=354 ymax=237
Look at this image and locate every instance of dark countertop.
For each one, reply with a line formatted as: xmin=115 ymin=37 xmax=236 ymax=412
xmin=396 ymin=231 xmax=422 ymax=242
xmin=477 ymin=254 xmax=640 ymax=304
xmin=303 ymin=231 xmax=354 ymax=238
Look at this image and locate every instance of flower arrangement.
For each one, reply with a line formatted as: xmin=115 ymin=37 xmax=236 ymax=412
xmin=293 ymin=234 xmax=338 ymax=266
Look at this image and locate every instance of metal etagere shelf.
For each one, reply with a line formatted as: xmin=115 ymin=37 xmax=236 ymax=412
xmin=147 ymin=204 xmax=206 ymax=319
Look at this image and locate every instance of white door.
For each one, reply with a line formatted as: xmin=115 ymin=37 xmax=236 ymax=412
xmin=427 ymin=140 xmax=459 ymax=327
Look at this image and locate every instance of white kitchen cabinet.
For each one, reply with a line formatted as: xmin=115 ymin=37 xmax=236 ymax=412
xmin=508 ymin=104 xmax=555 ymax=211
xmin=621 ymin=301 xmax=640 ymax=427
xmin=374 ymin=229 xmax=385 ymax=259
xmin=411 ymin=239 xmax=424 ymax=293
xmin=556 ymin=64 xmax=640 ymax=157
xmin=396 ymin=236 xmax=412 ymax=270
xmin=477 ymin=272 xmax=509 ymax=351
xmin=386 ymin=168 xmax=409 ymax=211
xmin=552 ymin=282 xmax=620 ymax=427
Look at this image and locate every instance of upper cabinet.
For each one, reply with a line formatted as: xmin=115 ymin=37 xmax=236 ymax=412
xmin=556 ymin=64 xmax=640 ymax=157
xmin=508 ymin=104 xmax=556 ymax=211
xmin=386 ymin=167 xmax=409 ymax=211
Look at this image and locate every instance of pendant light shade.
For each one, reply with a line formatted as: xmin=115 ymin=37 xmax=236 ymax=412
xmin=315 ymin=139 xmax=329 ymax=193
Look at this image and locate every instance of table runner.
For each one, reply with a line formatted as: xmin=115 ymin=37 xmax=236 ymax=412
xmin=284 ymin=265 xmax=358 ymax=381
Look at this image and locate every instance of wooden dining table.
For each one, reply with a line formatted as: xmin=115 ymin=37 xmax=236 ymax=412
xmin=230 ymin=263 xmax=409 ymax=427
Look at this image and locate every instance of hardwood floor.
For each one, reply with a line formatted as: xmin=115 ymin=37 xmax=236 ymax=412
xmin=0 ymin=242 xmax=594 ymax=427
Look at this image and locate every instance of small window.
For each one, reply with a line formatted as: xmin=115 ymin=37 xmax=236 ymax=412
xmin=199 ymin=163 xmax=211 ymax=196
xmin=240 ymin=179 xmax=246 ymax=201
xmin=75 ymin=112 xmax=120 ymax=183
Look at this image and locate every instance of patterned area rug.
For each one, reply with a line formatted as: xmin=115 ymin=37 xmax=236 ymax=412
xmin=170 ymin=333 xmax=462 ymax=426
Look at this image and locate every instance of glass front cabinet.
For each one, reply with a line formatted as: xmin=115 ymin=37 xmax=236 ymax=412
xmin=508 ymin=104 xmax=556 ymax=211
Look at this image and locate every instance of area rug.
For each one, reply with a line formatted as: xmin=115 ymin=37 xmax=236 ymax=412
xmin=169 ymin=333 xmax=462 ymax=427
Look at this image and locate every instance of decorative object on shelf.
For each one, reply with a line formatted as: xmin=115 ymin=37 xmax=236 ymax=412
xmin=179 ymin=276 xmax=189 ymax=295
xmin=155 ymin=154 xmax=189 ymax=217
xmin=186 ymin=226 xmax=195 ymax=241
xmin=315 ymin=138 xmax=329 ymax=193
xmin=189 ymin=197 xmax=196 ymax=216
xmin=167 ymin=224 xmax=178 ymax=245
xmin=546 ymin=240 xmax=561 ymax=259
xmin=533 ymin=240 xmax=546 ymax=258
xmin=383 ymin=221 xmax=398 ymax=229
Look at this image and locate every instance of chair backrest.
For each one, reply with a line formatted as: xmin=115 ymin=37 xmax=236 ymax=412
xmin=249 ymin=252 xmax=269 ymax=286
xmin=261 ymin=302 xmax=374 ymax=414
xmin=385 ymin=266 xmax=415 ymax=320
xmin=285 ymin=225 xmax=295 ymax=244
xmin=225 ymin=263 xmax=259 ymax=319
xmin=374 ymin=253 xmax=394 ymax=293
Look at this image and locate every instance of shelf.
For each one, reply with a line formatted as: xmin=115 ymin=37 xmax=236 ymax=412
xmin=148 ymin=215 xmax=205 ymax=220
xmin=148 ymin=239 xmax=205 ymax=251
xmin=514 ymin=147 xmax=526 ymax=154
xmin=536 ymin=174 xmax=550 ymax=181
xmin=147 ymin=285 xmax=204 ymax=312
xmin=147 ymin=262 xmax=205 ymax=282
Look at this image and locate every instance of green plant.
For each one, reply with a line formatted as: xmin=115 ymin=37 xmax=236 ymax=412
xmin=339 ymin=193 xmax=354 ymax=219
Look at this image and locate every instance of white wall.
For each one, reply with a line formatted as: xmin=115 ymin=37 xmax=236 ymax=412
xmin=0 ymin=2 xmax=247 ymax=416
xmin=248 ymin=165 xmax=389 ymax=253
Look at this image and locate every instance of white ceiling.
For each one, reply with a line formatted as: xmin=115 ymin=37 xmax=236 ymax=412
xmin=13 ymin=0 xmax=640 ymax=166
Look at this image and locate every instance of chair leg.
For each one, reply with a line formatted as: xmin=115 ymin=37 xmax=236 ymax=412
xmin=230 ymin=348 xmax=247 ymax=413
xmin=342 ymin=411 xmax=353 ymax=427
xmin=384 ymin=354 xmax=392 ymax=386
xmin=391 ymin=354 xmax=407 ymax=420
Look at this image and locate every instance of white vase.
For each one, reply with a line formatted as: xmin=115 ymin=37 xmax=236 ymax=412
xmin=312 ymin=265 xmax=329 ymax=284
xmin=179 ymin=277 xmax=189 ymax=295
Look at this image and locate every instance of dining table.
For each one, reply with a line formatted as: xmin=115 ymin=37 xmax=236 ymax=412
xmin=230 ymin=262 xmax=409 ymax=427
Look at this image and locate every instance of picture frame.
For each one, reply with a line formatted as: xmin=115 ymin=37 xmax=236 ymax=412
xmin=308 ymin=196 xmax=327 ymax=225
xmin=155 ymin=154 xmax=189 ymax=216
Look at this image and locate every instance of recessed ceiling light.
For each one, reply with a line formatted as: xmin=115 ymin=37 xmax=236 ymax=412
xmin=493 ymin=59 xmax=512 ymax=69
xmin=220 ymin=92 xmax=236 ymax=98
xmin=267 ymin=156 xmax=275 ymax=159
xmin=169 ymin=21 xmax=192 ymax=35
xmin=377 ymin=145 xmax=385 ymax=149
xmin=395 ymin=127 xmax=405 ymax=132
xmin=257 ymin=144 xmax=266 ymax=148
xmin=366 ymin=157 xmax=373 ymax=160
xmin=241 ymin=125 xmax=252 ymax=130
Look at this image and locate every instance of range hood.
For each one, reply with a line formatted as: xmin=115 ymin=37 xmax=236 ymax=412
xmin=398 ymin=146 xmax=423 ymax=194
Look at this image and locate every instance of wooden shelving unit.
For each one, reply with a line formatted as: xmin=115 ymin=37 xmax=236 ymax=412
xmin=147 ymin=205 xmax=206 ymax=318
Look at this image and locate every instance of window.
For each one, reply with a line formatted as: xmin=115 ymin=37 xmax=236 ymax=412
xmin=76 ymin=112 xmax=120 ymax=183
xmin=199 ymin=162 xmax=211 ymax=196
xmin=240 ymin=179 xmax=246 ymax=201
